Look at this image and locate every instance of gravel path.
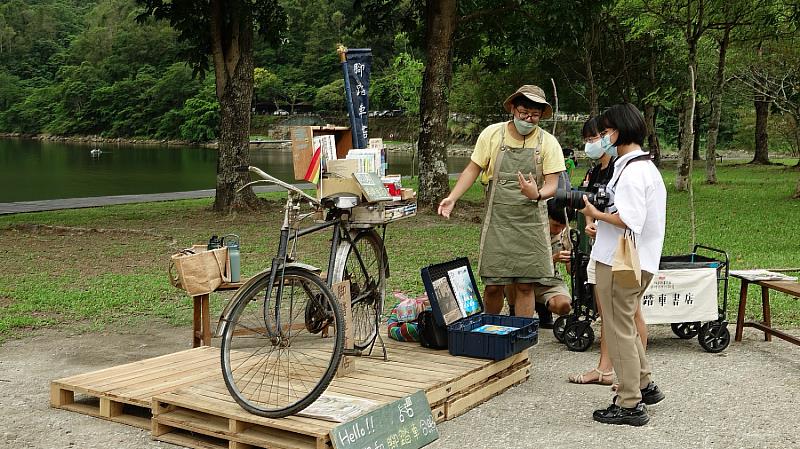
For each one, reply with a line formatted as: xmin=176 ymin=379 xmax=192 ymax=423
xmin=1 ymin=323 xmax=797 ymax=449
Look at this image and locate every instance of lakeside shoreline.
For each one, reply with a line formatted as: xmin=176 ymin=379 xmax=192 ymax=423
xmin=1 ymin=133 xmax=791 ymax=160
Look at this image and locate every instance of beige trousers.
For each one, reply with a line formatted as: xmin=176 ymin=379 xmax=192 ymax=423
xmin=595 ymin=262 xmax=654 ymax=408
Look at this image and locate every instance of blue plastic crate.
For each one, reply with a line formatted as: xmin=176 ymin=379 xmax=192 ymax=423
xmin=421 ymin=257 xmax=539 ymax=360
xmin=447 ymin=314 xmax=538 ymax=360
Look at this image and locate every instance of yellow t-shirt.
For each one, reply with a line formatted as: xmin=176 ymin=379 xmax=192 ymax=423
xmin=470 ymin=122 xmax=566 ymax=185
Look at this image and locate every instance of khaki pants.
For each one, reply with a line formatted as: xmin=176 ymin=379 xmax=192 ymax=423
xmin=595 ymin=262 xmax=654 ymax=408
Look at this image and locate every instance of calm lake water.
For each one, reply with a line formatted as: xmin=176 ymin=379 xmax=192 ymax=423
xmin=0 ymin=139 xmax=471 ymax=202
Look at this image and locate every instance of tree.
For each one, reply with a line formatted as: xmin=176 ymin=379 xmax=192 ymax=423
xmin=136 ymin=0 xmax=287 ymax=213
xmin=733 ymin=38 xmax=800 ymax=166
xmin=416 ymin=0 xmax=457 ymax=208
xmin=641 ymin=0 xmax=743 ymax=191
xmin=314 ymin=78 xmax=345 ymax=112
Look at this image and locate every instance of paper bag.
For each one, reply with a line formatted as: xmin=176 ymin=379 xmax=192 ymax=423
xmin=169 ymin=246 xmax=230 ymax=296
xmin=612 ymin=230 xmax=641 ymax=288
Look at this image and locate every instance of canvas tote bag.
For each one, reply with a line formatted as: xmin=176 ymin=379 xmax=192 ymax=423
xmin=611 ymin=229 xmax=641 ymax=288
xmin=169 ymin=246 xmax=230 ymax=296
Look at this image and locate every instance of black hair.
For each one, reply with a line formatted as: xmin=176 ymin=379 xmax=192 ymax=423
xmin=562 ymin=147 xmax=575 ymax=157
xmin=512 ymin=96 xmax=545 ymax=111
xmin=599 ymin=103 xmax=646 ymax=147
xmin=581 ymin=116 xmax=600 ymax=139
xmin=546 ymin=199 xmax=567 ymax=225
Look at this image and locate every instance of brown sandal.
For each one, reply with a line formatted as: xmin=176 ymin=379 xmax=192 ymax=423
xmin=568 ymin=368 xmax=614 ymax=385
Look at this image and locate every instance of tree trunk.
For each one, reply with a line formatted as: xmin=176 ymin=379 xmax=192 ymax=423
xmin=692 ymin=102 xmax=701 ymax=161
xmin=752 ymin=96 xmax=771 ymax=164
xmin=645 ymin=48 xmax=661 ymax=167
xmin=676 ymin=44 xmax=697 ymax=192
xmin=583 ymin=31 xmax=599 ymax=117
xmin=417 ymin=0 xmax=457 ymax=208
xmin=706 ymin=28 xmax=730 ymax=184
xmin=644 ymin=104 xmax=661 ymax=167
xmin=210 ymin=1 xmax=260 ymax=212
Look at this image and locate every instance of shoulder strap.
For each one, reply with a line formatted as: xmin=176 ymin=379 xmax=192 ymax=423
xmin=611 ymin=153 xmax=651 ymax=188
xmin=534 ymin=128 xmax=545 ymax=186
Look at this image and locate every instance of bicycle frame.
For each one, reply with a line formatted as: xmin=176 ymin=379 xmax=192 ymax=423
xmin=262 ymin=192 xmax=376 ymax=338
xmin=217 ymin=166 xmax=382 ymax=346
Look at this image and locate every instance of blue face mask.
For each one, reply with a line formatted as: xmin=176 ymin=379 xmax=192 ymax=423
xmin=584 ymin=140 xmax=604 ymax=159
xmin=513 ymin=118 xmax=536 ymax=136
xmin=601 ymin=131 xmax=617 ymax=157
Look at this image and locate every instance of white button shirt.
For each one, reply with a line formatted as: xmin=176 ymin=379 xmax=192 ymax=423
xmin=590 ymin=149 xmax=667 ymax=274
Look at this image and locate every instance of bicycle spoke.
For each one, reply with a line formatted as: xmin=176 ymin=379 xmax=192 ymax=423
xmin=221 ymin=269 xmax=343 ymax=417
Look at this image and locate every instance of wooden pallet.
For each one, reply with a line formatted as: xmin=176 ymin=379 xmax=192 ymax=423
xmin=52 ymin=341 xmax=530 ymax=449
xmin=50 ymin=347 xmax=221 ymax=429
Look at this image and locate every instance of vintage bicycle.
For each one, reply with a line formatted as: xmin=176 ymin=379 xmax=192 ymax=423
xmin=215 ymin=166 xmax=392 ymax=418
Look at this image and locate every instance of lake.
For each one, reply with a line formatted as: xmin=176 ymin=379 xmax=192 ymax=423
xmin=0 ymin=139 xmax=472 ymax=202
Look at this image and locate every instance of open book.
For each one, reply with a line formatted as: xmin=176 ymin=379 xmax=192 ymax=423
xmin=296 ymin=393 xmax=379 ymax=422
xmin=730 ymin=270 xmax=797 ymax=282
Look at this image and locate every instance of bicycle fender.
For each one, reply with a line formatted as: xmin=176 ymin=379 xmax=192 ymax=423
xmin=213 ymin=262 xmax=322 ymax=337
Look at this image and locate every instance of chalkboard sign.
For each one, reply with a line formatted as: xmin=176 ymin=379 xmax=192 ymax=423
xmin=330 ymin=390 xmax=439 ymax=449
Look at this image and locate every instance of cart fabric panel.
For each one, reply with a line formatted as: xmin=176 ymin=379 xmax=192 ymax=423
xmin=641 ymin=268 xmax=718 ymax=324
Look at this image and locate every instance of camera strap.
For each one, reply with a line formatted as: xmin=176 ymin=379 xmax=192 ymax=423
xmin=610 ymin=153 xmax=652 ymax=190
xmin=604 ymin=153 xmax=651 ymax=214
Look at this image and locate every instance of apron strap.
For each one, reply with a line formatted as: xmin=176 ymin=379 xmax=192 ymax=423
xmin=533 ymin=129 xmax=545 ymax=186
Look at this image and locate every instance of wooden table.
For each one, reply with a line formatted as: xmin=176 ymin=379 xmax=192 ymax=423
xmin=192 ymin=280 xmax=246 ymax=348
xmin=733 ymin=275 xmax=800 ymax=346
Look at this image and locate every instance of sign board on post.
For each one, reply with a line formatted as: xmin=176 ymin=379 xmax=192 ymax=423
xmin=333 ymin=280 xmax=356 ymax=376
xmin=330 ymin=390 xmax=439 ymax=449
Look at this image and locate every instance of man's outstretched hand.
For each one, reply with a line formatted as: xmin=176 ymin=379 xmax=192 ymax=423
xmin=438 ymin=196 xmax=455 ymax=219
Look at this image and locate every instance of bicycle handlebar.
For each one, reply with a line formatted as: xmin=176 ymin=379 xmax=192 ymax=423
xmin=242 ymin=165 xmax=321 ymax=206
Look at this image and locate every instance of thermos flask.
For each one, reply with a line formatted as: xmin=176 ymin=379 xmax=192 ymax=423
xmin=207 ymin=235 xmax=222 ymax=250
xmin=223 ymin=234 xmax=241 ymax=282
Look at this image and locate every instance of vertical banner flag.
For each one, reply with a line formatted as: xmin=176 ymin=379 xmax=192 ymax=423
xmin=338 ymin=46 xmax=372 ymax=149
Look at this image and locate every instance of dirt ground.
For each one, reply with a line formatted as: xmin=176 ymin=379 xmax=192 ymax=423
xmin=2 ymin=322 xmax=799 ymax=449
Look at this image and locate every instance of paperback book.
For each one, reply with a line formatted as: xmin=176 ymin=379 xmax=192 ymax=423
xmin=346 ymin=148 xmax=381 ymax=174
xmin=432 ymin=277 xmax=464 ymax=324
xmin=447 ymin=265 xmax=481 ymax=317
xmin=352 ymin=172 xmax=393 ymax=202
xmin=471 ymin=325 xmax=519 ymax=335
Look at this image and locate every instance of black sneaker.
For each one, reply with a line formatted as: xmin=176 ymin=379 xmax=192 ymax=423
xmin=535 ymin=302 xmax=554 ymax=329
xmin=640 ymin=382 xmax=665 ymax=405
xmin=593 ymin=402 xmax=649 ymax=426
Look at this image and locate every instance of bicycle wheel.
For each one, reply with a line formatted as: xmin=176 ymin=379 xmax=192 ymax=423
xmin=220 ymin=267 xmax=344 ymax=418
xmin=333 ymin=229 xmax=386 ymax=350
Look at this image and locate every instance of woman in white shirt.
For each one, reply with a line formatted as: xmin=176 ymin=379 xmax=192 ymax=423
xmin=579 ymin=103 xmax=666 ymax=427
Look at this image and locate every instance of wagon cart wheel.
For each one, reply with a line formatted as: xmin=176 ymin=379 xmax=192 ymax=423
xmin=671 ymin=322 xmax=701 ymax=339
xmin=564 ymin=320 xmax=594 ymax=352
xmin=553 ymin=315 xmax=573 ymax=343
xmin=698 ymin=322 xmax=730 ymax=353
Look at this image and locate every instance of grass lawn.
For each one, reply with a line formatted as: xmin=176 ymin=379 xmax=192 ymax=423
xmin=0 ymin=159 xmax=798 ymax=341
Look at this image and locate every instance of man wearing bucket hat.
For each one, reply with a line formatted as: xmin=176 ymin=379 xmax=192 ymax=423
xmin=438 ymin=85 xmax=567 ymax=320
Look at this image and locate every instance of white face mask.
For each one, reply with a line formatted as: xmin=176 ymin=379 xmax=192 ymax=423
xmin=584 ymin=140 xmax=604 ymax=159
xmin=513 ymin=118 xmax=536 ymax=136
xmin=601 ymin=130 xmax=618 ymax=157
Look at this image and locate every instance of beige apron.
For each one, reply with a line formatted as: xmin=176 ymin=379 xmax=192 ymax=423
xmin=478 ymin=124 xmax=554 ymax=281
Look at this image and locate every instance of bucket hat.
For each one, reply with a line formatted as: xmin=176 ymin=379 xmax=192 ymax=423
xmin=503 ymin=85 xmax=553 ymax=119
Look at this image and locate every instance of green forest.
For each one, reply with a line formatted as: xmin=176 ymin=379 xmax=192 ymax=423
xmin=1 ymin=0 xmax=798 ymax=151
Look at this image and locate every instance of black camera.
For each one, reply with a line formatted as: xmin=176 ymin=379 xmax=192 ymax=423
xmin=553 ymin=185 xmax=613 ymax=210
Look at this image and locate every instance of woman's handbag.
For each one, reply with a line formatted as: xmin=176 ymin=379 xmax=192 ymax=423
xmin=612 ymin=229 xmax=641 ymax=288
xmin=169 ymin=246 xmax=230 ymax=296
